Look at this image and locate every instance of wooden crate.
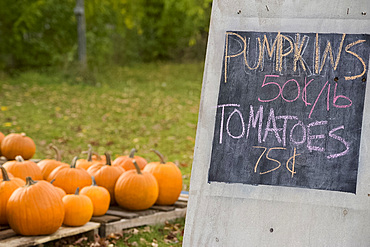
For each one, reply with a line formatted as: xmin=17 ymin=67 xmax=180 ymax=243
xmin=91 ymin=192 xmax=188 ymax=237
xmin=0 ymin=222 xmax=100 ymax=247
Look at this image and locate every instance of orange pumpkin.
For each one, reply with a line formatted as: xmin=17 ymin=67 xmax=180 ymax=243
xmin=87 ymin=152 xmax=125 ymax=204
xmin=0 ymin=166 xmax=25 ymax=225
xmin=1 ymin=133 xmax=36 ymax=160
xmin=80 ymin=177 xmax=110 ymax=216
xmin=0 ymin=131 xmax=5 ymax=156
xmin=115 ymin=160 xmax=158 ymax=210
xmin=92 ymin=152 xmax=106 ymax=163
xmin=47 ymin=157 xmax=92 ymax=194
xmin=76 ymin=145 xmax=95 ymax=170
xmin=113 ymin=148 xmax=147 ymax=171
xmin=143 ymin=150 xmax=183 ymax=205
xmin=7 ymin=177 xmax=65 ymax=235
xmin=37 ymin=144 xmax=69 ymax=180
xmin=0 ymin=169 xmax=13 ymax=180
xmin=63 ymin=187 xmax=93 ymax=226
xmin=3 ymin=156 xmax=43 ymax=181
xmin=50 ymin=179 xmax=67 ymax=199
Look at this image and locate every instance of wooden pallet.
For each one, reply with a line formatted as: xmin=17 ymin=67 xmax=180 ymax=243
xmin=0 ymin=222 xmax=100 ymax=247
xmin=91 ymin=193 xmax=188 ymax=237
xmin=0 ymin=192 xmax=188 ymax=245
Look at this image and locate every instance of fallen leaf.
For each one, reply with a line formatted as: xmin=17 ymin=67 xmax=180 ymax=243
xmin=73 ymin=236 xmax=87 ymax=245
xmin=142 ymin=226 xmax=152 ymax=233
xmin=140 ymin=238 xmax=148 ymax=244
xmin=132 ymin=228 xmax=139 ymax=235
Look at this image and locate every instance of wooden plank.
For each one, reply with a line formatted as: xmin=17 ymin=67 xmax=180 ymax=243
xmin=178 ymin=195 xmax=189 ymax=202
xmin=150 ymin=205 xmax=176 ymax=211
xmin=101 ymin=208 xmax=187 ymax=237
xmin=0 ymin=229 xmax=16 ymax=240
xmin=173 ymin=201 xmax=187 ymax=208
xmin=0 ymin=226 xmax=9 ymax=231
xmin=91 ymin=215 xmax=121 ymax=223
xmin=105 ymin=209 xmax=139 ymax=219
xmin=108 ymin=206 xmax=156 ymax=215
xmin=0 ymin=222 xmax=100 ymax=247
xmin=134 ymin=209 xmax=158 ymax=216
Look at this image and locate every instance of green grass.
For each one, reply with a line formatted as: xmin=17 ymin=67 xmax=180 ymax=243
xmin=0 ymin=62 xmax=204 ymax=189
xmin=116 ymin=218 xmax=185 ymax=246
xmin=44 ymin=218 xmax=185 ymax=246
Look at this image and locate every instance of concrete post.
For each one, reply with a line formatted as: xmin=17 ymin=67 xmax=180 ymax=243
xmin=74 ymin=0 xmax=87 ymax=69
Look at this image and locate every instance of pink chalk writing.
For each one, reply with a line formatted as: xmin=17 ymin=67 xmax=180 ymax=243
xmin=307 ymin=121 xmax=328 ymax=152
xmin=327 ymin=125 xmax=350 ymax=159
xmin=290 ymin=121 xmax=307 ymax=145
xmin=308 ymin=80 xmax=329 ymax=118
xmin=302 ymin=77 xmax=314 ymax=106
xmin=281 ymin=79 xmax=300 ymax=102
xmin=333 ymin=83 xmax=352 ymax=108
xmin=258 ymin=75 xmax=281 ymax=102
xmin=256 ymin=75 xmax=353 ymax=118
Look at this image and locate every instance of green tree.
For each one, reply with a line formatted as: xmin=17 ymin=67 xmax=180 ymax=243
xmin=0 ymin=0 xmax=212 ymax=70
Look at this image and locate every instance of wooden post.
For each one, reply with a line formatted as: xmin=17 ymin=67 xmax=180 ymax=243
xmin=74 ymin=0 xmax=87 ymax=69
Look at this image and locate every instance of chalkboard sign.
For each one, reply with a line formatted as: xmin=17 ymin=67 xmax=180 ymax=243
xmin=208 ymin=31 xmax=370 ymax=193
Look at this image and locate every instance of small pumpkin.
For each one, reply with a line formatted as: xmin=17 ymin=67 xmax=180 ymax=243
xmin=50 ymin=179 xmax=67 ymax=199
xmin=114 ymin=159 xmax=158 ymax=210
xmin=113 ymin=148 xmax=147 ymax=171
xmin=87 ymin=152 xmax=125 ymax=204
xmin=3 ymin=156 xmax=43 ymax=181
xmin=143 ymin=150 xmax=183 ymax=205
xmin=37 ymin=144 xmax=69 ymax=180
xmin=1 ymin=133 xmax=36 ymax=160
xmin=0 ymin=166 xmax=25 ymax=225
xmin=76 ymin=145 xmax=95 ymax=170
xmin=47 ymin=157 xmax=92 ymax=194
xmin=80 ymin=177 xmax=110 ymax=216
xmin=63 ymin=187 xmax=93 ymax=226
xmin=7 ymin=177 xmax=64 ymax=235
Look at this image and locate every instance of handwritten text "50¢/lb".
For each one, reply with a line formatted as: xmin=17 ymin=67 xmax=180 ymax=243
xmin=258 ymin=75 xmax=352 ymax=118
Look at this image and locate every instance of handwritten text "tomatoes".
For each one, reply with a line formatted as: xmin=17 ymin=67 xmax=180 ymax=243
xmin=216 ymin=104 xmax=349 ymax=160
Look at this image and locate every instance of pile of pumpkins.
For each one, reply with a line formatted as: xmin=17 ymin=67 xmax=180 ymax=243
xmin=0 ymin=133 xmax=183 ymax=236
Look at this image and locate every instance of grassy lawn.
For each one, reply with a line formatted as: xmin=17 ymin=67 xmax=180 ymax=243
xmin=0 ymin=62 xmax=204 ymax=189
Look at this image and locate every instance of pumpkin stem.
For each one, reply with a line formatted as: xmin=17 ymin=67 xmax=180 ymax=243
xmin=86 ymin=144 xmax=93 ymax=162
xmin=71 ymin=156 xmax=78 ymax=168
xmin=25 ymin=176 xmax=37 ymax=187
xmin=129 ymin=148 xmax=137 ymax=158
xmin=50 ymin=179 xmax=56 ymax=184
xmin=93 ymin=152 xmax=102 ymax=160
xmin=132 ymin=160 xmax=142 ymax=175
xmin=75 ymin=187 xmax=80 ymax=195
xmin=151 ymin=149 xmax=166 ymax=164
xmin=105 ymin=152 xmax=112 ymax=166
xmin=49 ymin=144 xmax=62 ymax=161
xmin=91 ymin=176 xmax=97 ymax=186
xmin=21 ymin=133 xmax=26 ymax=137
xmin=0 ymin=165 xmax=10 ymax=181
xmin=15 ymin=155 xmax=25 ymax=163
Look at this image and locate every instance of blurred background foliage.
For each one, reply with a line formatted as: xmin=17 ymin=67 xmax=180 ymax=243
xmin=0 ymin=0 xmax=212 ymax=70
